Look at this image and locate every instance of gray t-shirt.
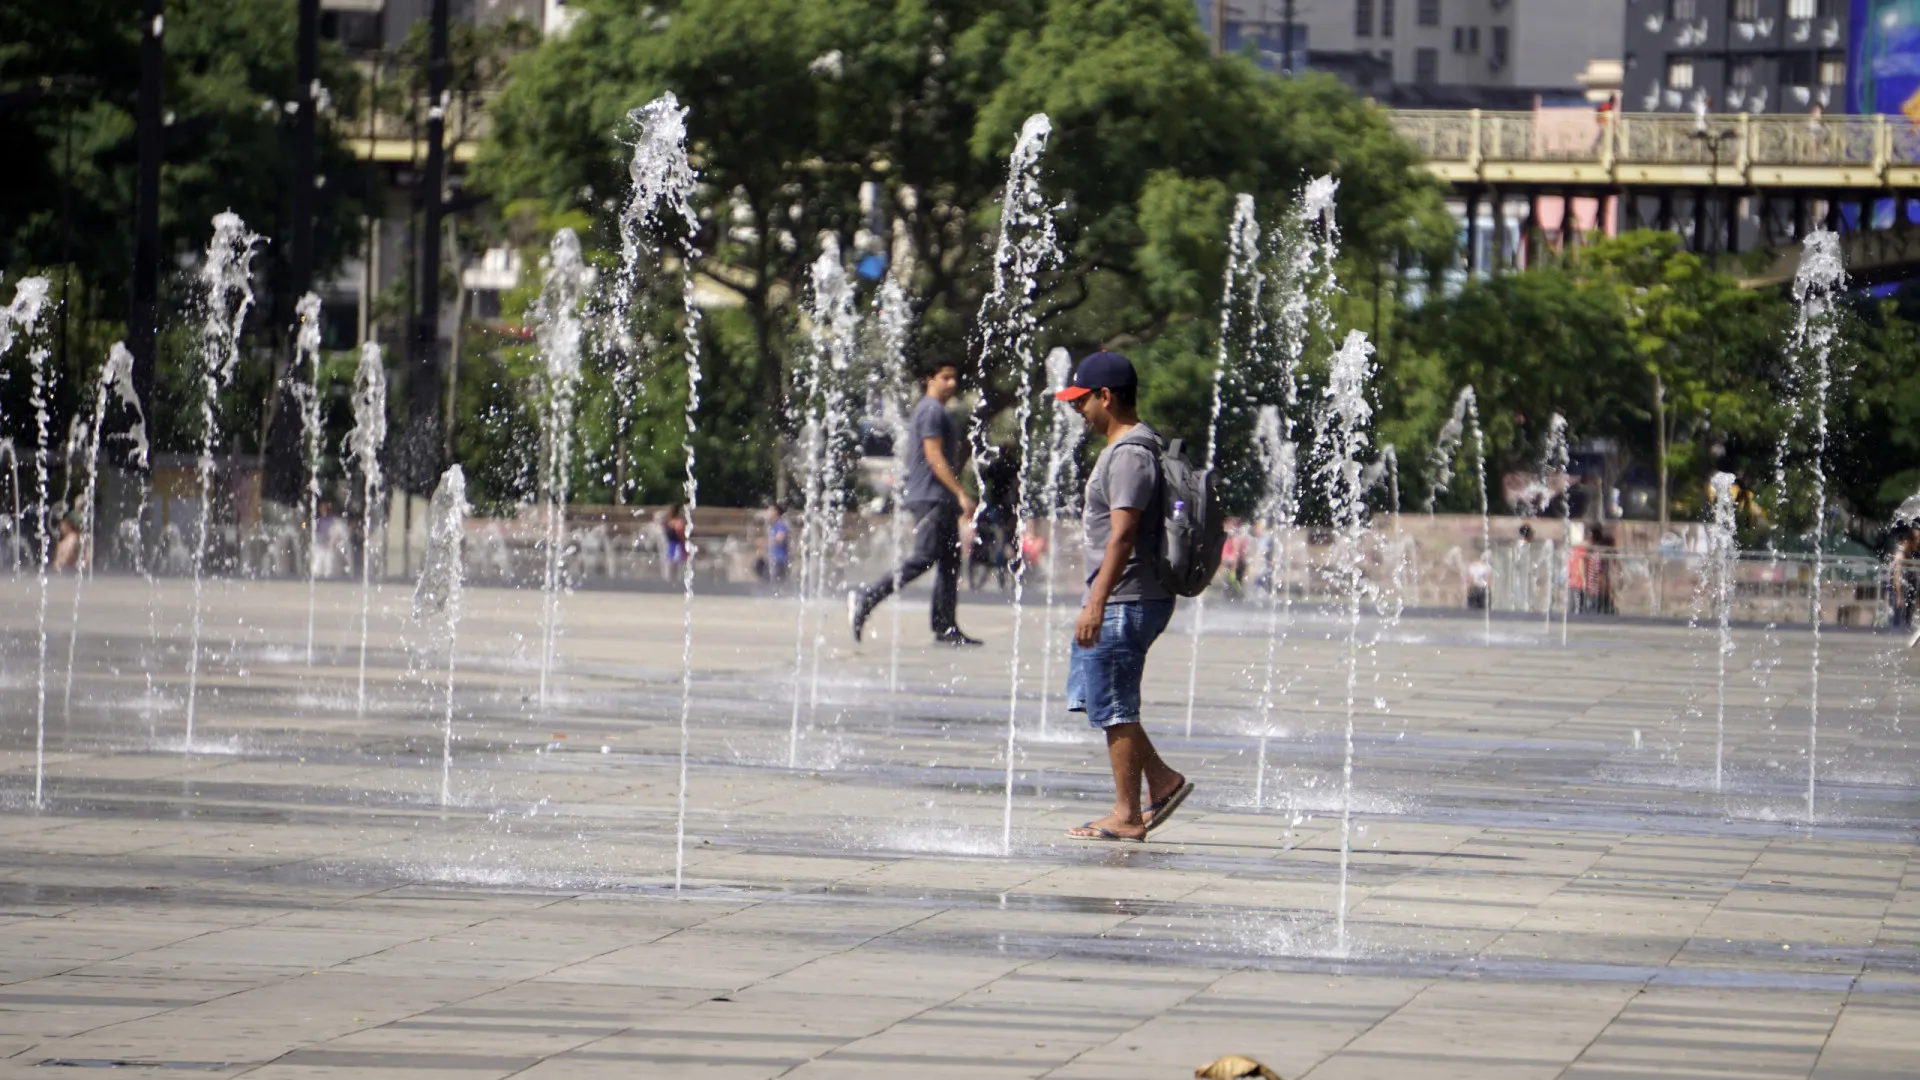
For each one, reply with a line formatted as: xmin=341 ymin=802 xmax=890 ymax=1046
xmin=1083 ymin=423 xmax=1169 ymax=603
xmin=902 ymin=395 xmax=960 ymax=509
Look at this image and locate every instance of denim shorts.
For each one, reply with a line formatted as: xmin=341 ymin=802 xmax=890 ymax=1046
xmin=1066 ymin=599 xmax=1175 ymax=729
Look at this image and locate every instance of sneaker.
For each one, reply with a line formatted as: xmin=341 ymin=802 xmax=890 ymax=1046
xmin=849 ymin=591 xmax=866 ymax=643
xmin=935 ymin=628 xmax=984 ymax=647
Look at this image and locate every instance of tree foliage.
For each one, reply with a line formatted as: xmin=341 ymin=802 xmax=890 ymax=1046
xmin=472 ymin=0 xmax=1452 ymax=509
xmin=0 ymin=0 xmax=369 ymax=315
xmin=1 ymin=0 xmax=371 ymax=467
xmin=1382 ymin=231 xmax=1920 ymax=539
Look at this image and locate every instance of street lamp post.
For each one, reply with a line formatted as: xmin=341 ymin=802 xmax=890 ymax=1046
xmin=1691 ymin=114 xmax=1741 ymax=254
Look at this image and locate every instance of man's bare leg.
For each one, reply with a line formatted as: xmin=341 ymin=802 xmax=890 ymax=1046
xmin=1072 ymin=723 xmax=1185 ymax=840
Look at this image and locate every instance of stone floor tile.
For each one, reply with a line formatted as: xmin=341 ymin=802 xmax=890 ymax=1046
xmin=0 ymin=586 xmax=1913 ymax=1077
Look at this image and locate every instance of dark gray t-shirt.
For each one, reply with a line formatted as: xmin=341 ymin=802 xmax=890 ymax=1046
xmin=903 ymin=395 xmax=960 ymax=509
xmin=1084 ymin=423 xmax=1169 ymax=603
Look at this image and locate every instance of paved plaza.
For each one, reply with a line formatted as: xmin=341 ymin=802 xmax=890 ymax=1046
xmin=0 ymin=574 xmax=1916 ymax=1078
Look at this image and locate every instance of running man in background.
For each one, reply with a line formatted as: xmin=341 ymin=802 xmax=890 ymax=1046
xmin=850 ymin=361 xmax=983 ymax=646
xmin=1056 ymin=351 xmax=1192 ymax=842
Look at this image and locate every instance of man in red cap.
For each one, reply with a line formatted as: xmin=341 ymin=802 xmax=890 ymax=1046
xmin=1056 ymin=351 xmax=1192 ymax=842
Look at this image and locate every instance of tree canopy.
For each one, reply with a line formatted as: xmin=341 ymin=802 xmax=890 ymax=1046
xmin=0 ymin=0 xmax=368 ymax=316
xmin=472 ymin=0 xmax=1453 ymax=509
xmin=1 ymin=0 xmax=371 ymax=463
xmin=1384 ymin=231 xmax=1920 ymax=538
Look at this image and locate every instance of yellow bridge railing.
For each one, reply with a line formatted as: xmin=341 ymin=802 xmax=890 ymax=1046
xmin=1390 ymin=110 xmax=1920 ymax=190
xmin=346 ymin=94 xmax=490 ymax=165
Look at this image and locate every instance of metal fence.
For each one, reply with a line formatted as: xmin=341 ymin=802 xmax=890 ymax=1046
xmin=1487 ymin=546 xmax=1889 ymax=628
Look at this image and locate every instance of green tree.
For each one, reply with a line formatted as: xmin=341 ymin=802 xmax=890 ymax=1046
xmin=1579 ymin=232 xmax=1785 ymax=527
xmin=1 ymin=0 xmax=368 ymax=315
xmin=1388 ymin=232 xmax=1790 ymax=525
xmin=2 ymin=0 xmax=370 ymax=459
xmin=477 ymin=0 xmax=1451 ymax=508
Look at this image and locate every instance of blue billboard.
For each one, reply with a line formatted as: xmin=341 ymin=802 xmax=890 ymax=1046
xmin=1851 ymin=0 xmax=1920 ymax=115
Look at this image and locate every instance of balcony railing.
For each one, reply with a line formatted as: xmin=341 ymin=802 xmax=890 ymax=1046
xmin=1390 ymin=109 xmax=1917 ymax=184
xmin=346 ymin=91 xmax=493 ymax=164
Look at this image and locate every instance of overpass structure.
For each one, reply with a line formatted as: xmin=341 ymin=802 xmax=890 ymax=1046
xmin=350 ymin=96 xmax=486 ymax=165
xmin=1389 ymin=109 xmax=1920 ymax=269
xmin=349 ymin=101 xmax=1920 ymax=280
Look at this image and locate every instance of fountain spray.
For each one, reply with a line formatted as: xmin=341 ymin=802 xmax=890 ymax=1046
xmin=62 ymin=344 xmax=139 ymax=720
xmin=293 ymin=293 xmax=324 ymax=664
xmin=876 ymin=276 xmax=916 ymax=693
xmin=184 ymin=214 xmax=260 ymax=750
xmin=0 ymin=439 xmax=19 ymax=576
xmin=1318 ymin=329 xmax=1377 ymax=956
xmin=785 ymin=239 xmax=857 ymax=765
xmin=30 ymin=338 xmax=54 ymax=803
xmin=1470 ymin=400 xmax=1490 ymax=646
xmin=805 ymin=240 xmax=859 ymax=729
xmin=5 ymin=278 xmax=52 ymax=804
xmin=1249 ymin=182 xmax=1320 ymax=802
xmin=1368 ymin=445 xmax=1414 ymax=616
xmin=0 ymin=277 xmax=52 ymax=356
xmin=1252 ymin=406 xmax=1297 ymax=805
xmin=414 ymin=465 xmax=469 ymax=806
xmin=1184 ymin=194 xmax=1263 ymax=736
xmin=1428 ymin=386 xmax=1490 ymax=644
xmin=533 ymin=230 xmax=590 ymax=710
xmin=967 ymin=113 xmax=1058 ymax=856
xmin=1538 ymin=414 xmax=1571 ymax=643
xmin=1708 ymin=471 xmax=1737 ymax=793
xmin=1786 ymin=230 xmax=1844 ymax=821
xmin=347 ymin=342 xmax=387 ymax=716
xmin=788 ymin=343 xmax=824 ymax=763
xmin=1036 ymin=347 xmax=1085 ymax=736
xmin=616 ymin=93 xmax=703 ymax=890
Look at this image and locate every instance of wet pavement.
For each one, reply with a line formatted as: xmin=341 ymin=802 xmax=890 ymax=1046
xmin=0 ymin=574 xmax=1915 ymax=1078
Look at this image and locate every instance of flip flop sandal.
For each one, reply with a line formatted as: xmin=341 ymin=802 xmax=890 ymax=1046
xmin=1142 ymin=780 xmax=1195 ymax=834
xmin=1067 ymin=821 xmax=1144 ymax=843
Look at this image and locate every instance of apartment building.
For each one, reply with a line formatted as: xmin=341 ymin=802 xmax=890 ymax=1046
xmin=1203 ymin=0 xmax=1624 ymax=106
xmin=1620 ymin=0 xmax=1850 ymax=115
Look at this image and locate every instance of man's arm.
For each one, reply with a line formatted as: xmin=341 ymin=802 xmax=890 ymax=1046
xmin=1076 ymin=506 xmax=1141 ymax=647
xmin=923 ymin=437 xmax=977 ymax=515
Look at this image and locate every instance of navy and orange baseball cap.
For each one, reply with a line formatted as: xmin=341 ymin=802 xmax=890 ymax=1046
xmin=1054 ymin=351 xmax=1137 ymax=402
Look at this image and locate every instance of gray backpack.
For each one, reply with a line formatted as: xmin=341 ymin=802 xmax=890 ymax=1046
xmin=1116 ymin=427 xmax=1225 ymax=598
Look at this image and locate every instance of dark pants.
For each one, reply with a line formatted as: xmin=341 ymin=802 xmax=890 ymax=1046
xmin=856 ymin=502 xmax=960 ymax=634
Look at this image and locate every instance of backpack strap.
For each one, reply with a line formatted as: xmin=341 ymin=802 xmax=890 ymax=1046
xmin=1109 ymin=426 xmax=1167 ymax=548
xmin=1114 ymin=426 xmax=1166 ymax=453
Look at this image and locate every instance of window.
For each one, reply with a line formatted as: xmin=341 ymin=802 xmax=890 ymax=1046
xmin=1357 ymin=0 xmax=1374 ymax=37
xmin=1454 ymin=25 xmax=1478 ymax=52
xmin=1418 ymin=0 xmax=1440 ymax=27
xmin=1782 ymin=53 xmax=1812 ymax=84
xmin=1415 ymin=46 xmax=1439 ymax=84
xmin=1491 ymin=25 xmax=1509 ymax=63
xmin=1382 ymin=0 xmax=1396 ymax=38
xmin=1469 ymin=26 xmax=1480 ymax=51
xmin=1819 ymin=53 xmax=1845 ymax=85
xmin=1732 ymin=0 xmax=1758 ymax=19
xmin=1671 ymin=0 xmax=1697 ymax=18
xmin=1731 ymin=60 xmax=1754 ymax=86
xmin=1668 ymin=57 xmax=1695 ymax=89
xmin=1787 ymin=0 xmax=1813 ymax=16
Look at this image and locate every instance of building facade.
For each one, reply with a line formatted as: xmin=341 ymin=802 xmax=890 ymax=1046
xmin=1621 ymin=0 xmax=1849 ymax=115
xmin=1201 ymin=0 xmax=1623 ymax=106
